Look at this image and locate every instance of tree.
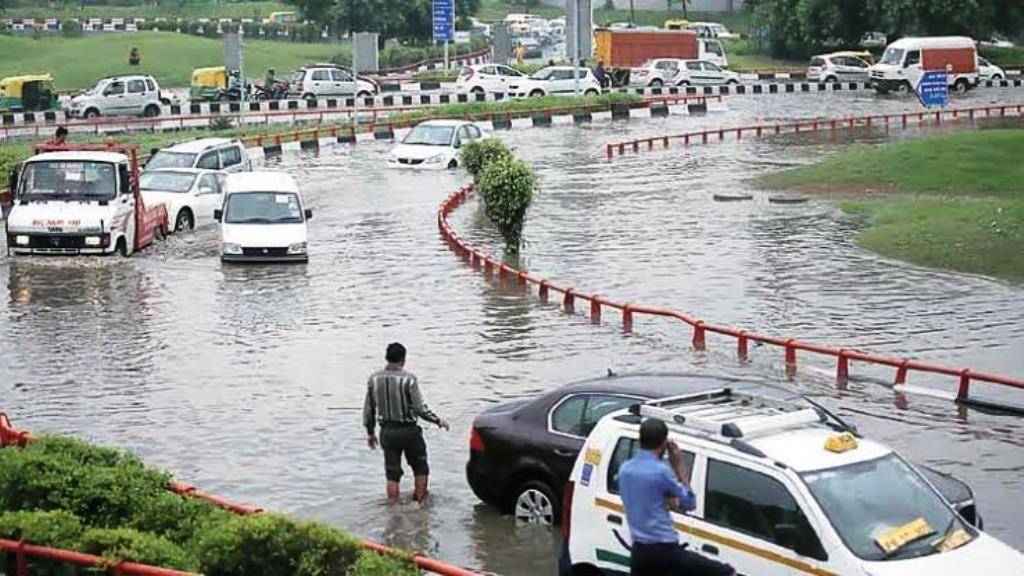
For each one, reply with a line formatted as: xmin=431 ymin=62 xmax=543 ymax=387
xmin=287 ymin=0 xmax=481 ymax=43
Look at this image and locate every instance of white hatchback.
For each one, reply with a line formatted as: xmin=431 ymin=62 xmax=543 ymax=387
xmin=456 ymin=64 xmax=528 ymax=95
xmin=514 ymin=66 xmax=602 ymax=97
xmin=673 ymin=60 xmax=741 ymax=86
xmin=977 ymin=57 xmax=1006 ymax=82
xmin=389 ymin=120 xmax=484 ymax=169
xmin=140 ymin=168 xmax=225 ymax=233
xmin=216 ymin=172 xmax=311 ymax=263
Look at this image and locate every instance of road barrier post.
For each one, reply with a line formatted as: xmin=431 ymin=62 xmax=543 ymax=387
xmin=564 ymin=289 xmax=575 ymax=313
xmin=692 ymin=321 xmax=706 ymax=351
xmin=591 ymin=295 xmax=601 ymax=324
xmin=622 ymin=305 xmax=633 ymax=333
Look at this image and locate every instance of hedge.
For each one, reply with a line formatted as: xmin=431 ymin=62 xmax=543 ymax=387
xmin=0 ymin=436 xmax=418 ymax=575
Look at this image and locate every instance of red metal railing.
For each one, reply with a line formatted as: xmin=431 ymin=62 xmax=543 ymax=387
xmin=0 ymin=413 xmax=479 ymax=576
xmin=604 ymin=102 xmax=1024 ymax=160
xmin=437 ymin=186 xmax=1024 ymax=402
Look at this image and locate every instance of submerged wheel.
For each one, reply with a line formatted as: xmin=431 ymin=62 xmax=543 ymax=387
xmin=512 ymin=480 xmax=559 ymax=526
xmin=115 ymin=237 xmax=130 ymax=257
xmin=447 ymin=159 xmax=458 ymax=169
xmin=471 ymin=86 xmax=485 ymax=95
xmin=175 ymin=209 xmax=194 ymax=232
xmin=824 ymin=76 xmax=838 ymax=84
xmin=143 ymin=104 xmax=160 ymax=118
xmin=896 ymin=81 xmax=911 ymax=94
xmin=953 ymin=78 xmax=970 ymax=94
xmin=649 ymin=78 xmax=663 ymax=88
xmin=356 ymin=91 xmax=372 ymax=99
xmin=529 ymin=89 xmax=545 ymax=98
xmin=83 ymin=108 xmax=100 ymax=119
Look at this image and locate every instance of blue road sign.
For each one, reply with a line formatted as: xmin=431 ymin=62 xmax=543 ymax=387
xmin=916 ymin=70 xmax=949 ymax=108
xmin=433 ymin=0 xmax=454 ymax=42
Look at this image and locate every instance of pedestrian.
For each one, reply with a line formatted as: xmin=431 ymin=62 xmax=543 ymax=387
xmin=515 ymin=42 xmax=525 ymax=65
xmin=50 ymin=125 xmax=68 ymax=146
xmin=595 ymin=60 xmax=609 ymax=89
xmin=619 ymin=418 xmax=735 ymax=576
xmin=363 ymin=343 xmax=449 ymax=503
xmin=129 ymin=47 xmax=141 ymax=66
xmin=264 ymin=68 xmax=276 ymax=92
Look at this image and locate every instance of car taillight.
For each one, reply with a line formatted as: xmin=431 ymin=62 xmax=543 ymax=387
xmin=561 ymin=481 xmax=575 ymax=540
xmin=469 ymin=426 xmax=485 ymax=452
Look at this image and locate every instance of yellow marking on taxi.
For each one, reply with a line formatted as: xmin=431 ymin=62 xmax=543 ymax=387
xmin=824 ymin=432 xmax=858 ymax=453
xmin=935 ymin=528 xmax=972 ymax=553
xmin=584 ymin=447 xmax=603 ymax=466
xmin=875 ymin=518 xmax=933 ymax=554
xmin=594 ymin=497 xmax=838 ymax=576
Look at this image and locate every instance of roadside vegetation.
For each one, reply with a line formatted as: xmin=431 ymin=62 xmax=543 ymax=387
xmin=477 ymin=0 xmax=753 ymax=31
xmin=0 ymin=435 xmax=417 ymax=575
xmin=2 ymin=0 xmax=288 ymax=20
xmin=761 ymin=128 xmax=1024 ymax=282
xmin=461 ymin=138 xmax=535 ymax=251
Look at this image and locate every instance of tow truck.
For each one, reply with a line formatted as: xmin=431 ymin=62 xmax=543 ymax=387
xmin=4 ymin=143 xmax=169 ymax=256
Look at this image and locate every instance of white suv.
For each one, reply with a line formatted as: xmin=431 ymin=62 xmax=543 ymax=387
xmin=513 ymin=66 xmax=602 ymax=97
xmin=563 ymin=388 xmax=1024 ymax=576
xmin=456 ymin=64 xmax=528 ymax=94
xmin=145 ymin=138 xmax=252 ymax=173
xmin=291 ymin=65 xmax=378 ymax=99
xmin=67 ymin=75 xmax=163 ymax=118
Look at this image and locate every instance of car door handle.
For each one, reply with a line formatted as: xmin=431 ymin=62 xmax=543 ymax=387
xmin=554 ymin=449 xmax=576 ymax=457
xmin=606 ymin=514 xmax=622 ymax=525
xmin=701 ymin=544 xmax=719 ymax=556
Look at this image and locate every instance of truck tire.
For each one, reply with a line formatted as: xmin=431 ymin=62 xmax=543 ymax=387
xmin=676 ymin=80 xmax=691 ymax=87
xmin=143 ymin=104 xmax=160 ymax=118
xmin=301 ymin=93 xmax=315 ymax=101
xmin=83 ymin=108 xmax=100 ymax=119
xmin=584 ymin=88 xmax=598 ymax=96
xmin=953 ymin=78 xmax=970 ymax=93
xmin=896 ymin=81 xmax=911 ymax=94
xmin=471 ymin=86 xmax=485 ymax=95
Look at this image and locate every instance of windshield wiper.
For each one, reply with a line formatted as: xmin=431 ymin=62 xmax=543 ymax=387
xmin=230 ymin=217 xmax=273 ymax=224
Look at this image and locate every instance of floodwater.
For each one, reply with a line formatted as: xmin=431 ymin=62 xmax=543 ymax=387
xmin=2 ymin=88 xmax=1023 ymax=575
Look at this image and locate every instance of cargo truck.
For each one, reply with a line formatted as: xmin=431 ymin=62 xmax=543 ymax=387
xmin=869 ymin=36 xmax=978 ymax=94
xmin=594 ymin=28 xmax=728 ymax=86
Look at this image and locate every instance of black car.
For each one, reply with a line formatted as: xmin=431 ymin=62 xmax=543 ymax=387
xmin=466 ymin=372 xmax=982 ymax=528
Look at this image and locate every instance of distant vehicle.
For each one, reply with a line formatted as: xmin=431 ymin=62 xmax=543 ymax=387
xmin=685 ymin=21 xmax=738 ymax=39
xmin=869 ymin=36 xmax=978 ymax=94
xmin=977 ymin=56 xmax=1006 ymax=82
xmin=267 ymin=11 xmax=298 ymax=24
xmin=189 ymin=66 xmax=247 ymax=102
xmin=505 ymin=13 xmax=538 ymax=35
xmin=595 ymin=28 xmax=729 ymax=86
xmin=607 ymin=22 xmax=635 ymax=30
xmin=512 ymin=66 xmax=602 ymax=97
xmin=0 ymin=74 xmax=58 ymax=114
xmin=513 ymin=36 xmax=545 ymax=59
xmin=807 ymin=52 xmax=872 ymax=83
xmin=5 ymin=144 xmax=168 ymax=256
xmin=664 ymin=18 xmax=689 ymax=30
xmin=979 ymin=35 xmax=1014 ymax=49
xmin=66 ymin=74 xmax=164 ymax=119
xmin=145 ymin=138 xmax=251 ymax=174
xmin=140 ymin=168 xmax=225 ymax=233
xmin=631 ymin=58 xmax=740 ymax=87
xmin=388 ymin=120 xmax=483 ymax=169
xmin=861 ymin=31 xmax=888 ymax=48
xmin=456 ymin=64 xmax=527 ymax=94
xmin=216 ymin=172 xmax=311 ymax=264
xmin=291 ymin=65 xmax=377 ymax=100
xmin=469 ymin=18 xmax=492 ymax=38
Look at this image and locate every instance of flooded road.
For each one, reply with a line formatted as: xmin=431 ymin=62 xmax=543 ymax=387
xmin=2 ymin=89 xmax=1023 ymax=575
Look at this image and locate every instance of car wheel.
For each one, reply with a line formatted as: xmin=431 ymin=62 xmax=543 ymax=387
xmin=649 ymin=78 xmax=663 ymax=88
xmin=954 ymin=78 xmax=969 ymax=94
xmin=727 ymin=79 xmax=739 ymax=85
xmin=529 ymin=89 xmax=545 ymax=98
xmin=175 ymin=208 xmax=194 ymax=232
xmin=447 ymin=159 xmax=458 ymax=169
xmin=992 ymin=74 xmax=1004 ymax=82
xmin=357 ymin=91 xmax=372 ymax=99
xmin=676 ymin=80 xmax=691 ymax=87
xmin=154 ymin=224 xmax=167 ymax=241
xmin=896 ymin=81 xmax=911 ymax=94
xmin=571 ymin=564 xmax=605 ymax=576
xmin=584 ymin=88 xmax=598 ymax=96
xmin=143 ymin=104 xmax=160 ymax=118
xmin=115 ymin=237 xmax=130 ymax=257
xmin=824 ymin=76 xmax=838 ymax=84
xmin=83 ymin=108 xmax=100 ymax=119
xmin=513 ymin=480 xmax=559 ymax=526
xmin=301 ymin=92 xmax=316 ymax=100
xmin=471 ymin=86 xmax=485 ymax=95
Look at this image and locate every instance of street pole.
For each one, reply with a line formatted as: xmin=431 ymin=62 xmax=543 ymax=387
xmin=444 ymin=39 xmax=449 ymax=69
xmin=629 ymin=0 xmax=635 ymax=27
xmin=350 ymin=0 xmax=358 ymax=127
xmin=239 ymin=27 xmax=245 ymax=102
xmin=572 ymin=0 xmax=580 ymax=97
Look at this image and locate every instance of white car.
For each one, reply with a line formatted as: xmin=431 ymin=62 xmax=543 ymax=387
xmin=66 ymin=74 xmax=163 ymax=119
xmin=861 ymin=31 xmax=888 ymax=48
xmin=389 ymin=120 xmax=484 ymax=169
xmin=291 ymin=65 xmax=377 ymax=99
xmin=564 ymin=388 xmax=1024 ymax=576
xmin=456 ymin=64 xmax=528 ymax=94
xmin=513 ymin=66 xmax=602 ymax=97
xmin=807 ymin=52 xmax=872 ymax=83
xmin=145 ymin=138 xmax=251 ymax=173
xmin=979 ymin=35 xmax=1014 ymax=49
xmin=673 ymin=60 xmax=740 ymax=86
xmin=140 ymin=168 xmax=225 ymax=232
xmin=685 ymin=21 xmax=738 ymax=39
xmin=216 ymin=172 xmax=311 ymax=263
xmin=977 ymin=57 xmax=1006 ymax=82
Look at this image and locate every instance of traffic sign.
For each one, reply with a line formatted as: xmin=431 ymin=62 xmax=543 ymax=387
xmin=432 ymin=0 xmax=454 ymax=42
xmin=916 ymin=70 xmax=949 ymax=108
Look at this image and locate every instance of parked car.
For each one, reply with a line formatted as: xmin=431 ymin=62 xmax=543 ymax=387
xmin=807 ymin=52 xmax=872 ymax=83
xmin=861 ymin=31 xmax=888 ymax=48
xmin=512 ymin=66 xmax=602 ymax=97
xmin=145 ymin=138 xmax=251 ymax=173
xmin=66 ymin=74 xmax=163 ymax=119
xmin=467 ymin=373 xmax=982 ymax=529
xmin=979 ymin=35 xmax=1015 ymax=49
xmin=388 ymin=120 xmax=483 ymax=169
xmin=456 ymin=64 xmax=528 ymax=94
xmin=562 ymin=388 xmax=1007 ymax=576
xmin=140 ymin=168 xmax=225 ymax=232
xmin=290 ymin=65 xmax=377 ymax=99
xmin=673 ymin=59 xmax=740 ymax=86
xmin=977 ymin=56 xmax=1006 ymax=82
xmin=215 ymin=172 xmax=311 ymax=263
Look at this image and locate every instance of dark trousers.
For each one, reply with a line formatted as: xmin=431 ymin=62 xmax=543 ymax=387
xmin=380 ymin=423 xmax=429 ymax=482
xmin=630 ymin=542 xmax=733 ymax=576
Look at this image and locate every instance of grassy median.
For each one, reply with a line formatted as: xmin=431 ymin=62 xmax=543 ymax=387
xmin=760 ymin=128 xmax=1024 ymax=282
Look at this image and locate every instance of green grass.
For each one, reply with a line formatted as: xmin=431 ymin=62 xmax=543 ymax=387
xmin=761 ymin=129 xmax=1024 ymax=281
xmin=979 ymin=46 xmax=1024 ymax=67
xmin=0 ymin=32 xmax=348 ymax=91
xmin=3 ymin=1 xmax=289 ymax=20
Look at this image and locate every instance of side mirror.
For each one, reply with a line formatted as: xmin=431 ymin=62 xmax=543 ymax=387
xmin=304 ymin=208 xmax=313 ymax=220
xmin=453 ymin=139 xmax=462 ymax=149
xmin=213 ymin=209 xmax=223 ymax=222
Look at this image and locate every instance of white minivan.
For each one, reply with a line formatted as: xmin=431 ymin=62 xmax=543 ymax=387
xmin=215 ymin=172 xmax=311 ymax=263
xmin=563 ymin=388 xmax=1024 ymax=576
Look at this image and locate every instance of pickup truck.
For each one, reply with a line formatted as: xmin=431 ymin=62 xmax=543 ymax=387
xmin=4 ymin=143 xmax=169 ymax=256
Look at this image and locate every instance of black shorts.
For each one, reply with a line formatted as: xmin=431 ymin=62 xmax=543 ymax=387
xmin=630 ymin=542 xmax=734 ymax=576
xmin=380 ymin=424 xmax=429 ymax=482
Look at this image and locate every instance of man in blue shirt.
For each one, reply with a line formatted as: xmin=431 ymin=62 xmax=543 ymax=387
xmin=620 ymin=418 xmax=735 ymax=576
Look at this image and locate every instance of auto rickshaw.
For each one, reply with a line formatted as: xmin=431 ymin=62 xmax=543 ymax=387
xmin=0 ymin=74 xmax=58 ymax=113
xmin=190 ymin=66 xmax=229 ymax=101
xmin=664 ymin=19 xmax=689 ymax=30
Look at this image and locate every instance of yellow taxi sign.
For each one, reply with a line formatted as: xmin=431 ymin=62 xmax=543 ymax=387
xmin=936 ymin=528 xmax=972 ymax=553
xmin=824 ymin=432 xmax=858 ymax=453
xmin=584 ymin=447 xmax=602 ymax=466
xmin=875 ymin=518 xmax=934 ymax=554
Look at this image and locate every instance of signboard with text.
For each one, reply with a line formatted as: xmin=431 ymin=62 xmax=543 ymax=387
xmin=916 ymin=70 xmax=949 ymax=108
xmin=432 ymin=0 xmax=454 ymax=42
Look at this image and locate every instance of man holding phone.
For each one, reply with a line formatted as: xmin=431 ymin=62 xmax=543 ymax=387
xmin=619 ymin=418 xmax=735 ymax=576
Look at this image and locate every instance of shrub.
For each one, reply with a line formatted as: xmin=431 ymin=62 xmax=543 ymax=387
xmin=351 ymin=549 xmax=420 ymax=576
xmin=460 ymin=138 xmax=513 ymax=180
xmin=477 ymin=156 xmax=537 ymax=251
xmin=61 ymin=19 xmax=82 ymax=38
xmin=0 ymin=510 xmax=84 ymax=548
xmin=81 ymin=527 xmax=197 ymax=572
xmin=209 ymin=115 xmax=235 ymax=131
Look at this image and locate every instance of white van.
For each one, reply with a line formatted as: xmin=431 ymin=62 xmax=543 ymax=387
xmin=869 ymin=36 xmax=978 ymax=94
xmin=563 ymin=388 xmax=1024 ymax=576
xmin=215 ymin=172 xmax=311 ymax=263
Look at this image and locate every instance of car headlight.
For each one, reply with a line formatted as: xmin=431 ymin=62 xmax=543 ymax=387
xmin=15 ymin=235 xmax=29 ymax=246
xmin=84 ymin=236 xmax=103 ymax=246
xmin=287 ymin=242 xmax=307 ymax=254
xmin=222 ymin=242 xmax=242 ymax=255
xmin=425 ymin=154 xmax=446 ymax=164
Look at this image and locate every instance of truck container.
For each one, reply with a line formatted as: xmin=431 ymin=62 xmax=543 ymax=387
xmin=594 ymin=28 xmax=728 ymax=86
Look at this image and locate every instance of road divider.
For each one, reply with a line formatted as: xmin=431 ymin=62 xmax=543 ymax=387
xmin=437 ymin=186 xmax=1024 ymax=408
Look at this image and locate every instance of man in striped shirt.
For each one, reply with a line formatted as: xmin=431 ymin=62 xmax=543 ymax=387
xmin=363 ymin=342 xmax=450 ymax=502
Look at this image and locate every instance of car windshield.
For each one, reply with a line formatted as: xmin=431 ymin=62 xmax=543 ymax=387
xmin=140 ymin=171 xmax=197 ymax=193
xmin=403 ymin=125 xmax=455 ymax=146
xmin=147 ymin=151 xmax=198 ymax=169
xmin=20 ymin=161 xmax=117 ymax=200
xmin=530 ymin=68 xmax=555 ymax=80
xmin=802 ymin=454 xmax=969 ymax=562
xmin=224 ymin=191 xmax=303 ymax=224
xmin=881 ymin=47 xmax=904 ymax=65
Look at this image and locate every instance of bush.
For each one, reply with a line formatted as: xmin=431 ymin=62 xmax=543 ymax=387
xmin=477 ymin=156 xmax=537 ymax=251
xmin=209 ymin=115 xmax=235 ymax=131
xmin=351 ymin=549 xmax=420 ymax=576
xmin=460 ymin=138 xmax=513 ymax=180
xmin=0 ymin=510 xmax=84 ymax=548
xmin=81 ymin=527 xmax=197 ymax=572
xmin=61 ymin=19 xmax=82 ymax=38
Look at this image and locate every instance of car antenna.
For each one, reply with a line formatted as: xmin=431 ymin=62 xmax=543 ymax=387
xmin=607 ymin=368 xmax=617 ymax=377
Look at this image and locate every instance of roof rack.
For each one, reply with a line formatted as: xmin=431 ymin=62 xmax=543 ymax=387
xmin=634 ymin=388 xmax=824 ymax=439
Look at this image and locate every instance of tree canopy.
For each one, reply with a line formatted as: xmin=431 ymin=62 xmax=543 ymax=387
xmin=284 ymin=0 xmax=481 ymax=42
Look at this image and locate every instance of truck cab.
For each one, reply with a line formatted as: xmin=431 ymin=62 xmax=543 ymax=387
xmin=5 ymin=144 xmax=168 ymax=256
xmin=869 ymin=36 xmax=978 ymax=94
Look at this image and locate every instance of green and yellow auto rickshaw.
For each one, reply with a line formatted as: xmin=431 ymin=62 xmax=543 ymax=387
xmin=190 ymin=66 xmax=230 ymax=101
xmin=0 ymin=74 xmax=59 ymax=113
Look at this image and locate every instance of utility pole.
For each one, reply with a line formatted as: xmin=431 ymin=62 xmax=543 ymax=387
xmin=629 ymin=0 xmax=635 ymax=27
xmin=572 ymin=0 xmax=580 ymax=96
xmin=350 ymin=0 xmax=358 ymax=122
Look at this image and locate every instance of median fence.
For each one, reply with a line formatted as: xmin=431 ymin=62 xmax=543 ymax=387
xmin=438 ymin=186 xmax=1024 ymax=408
xmin=604 ymin=102 xmax=1024 ymax=161
xmin=0 ymin=413 xmax=480 ymax=576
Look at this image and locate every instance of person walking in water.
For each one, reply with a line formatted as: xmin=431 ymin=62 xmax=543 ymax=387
xmin=363 ymin=343 xmax=449 ymax=503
